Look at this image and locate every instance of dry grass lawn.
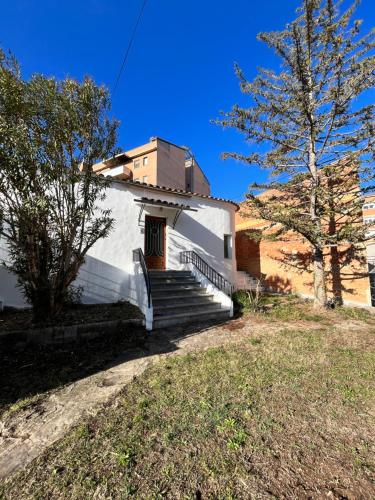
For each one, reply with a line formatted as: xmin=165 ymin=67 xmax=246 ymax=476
xmin=1 ymin=298 xmax=375 ymax=499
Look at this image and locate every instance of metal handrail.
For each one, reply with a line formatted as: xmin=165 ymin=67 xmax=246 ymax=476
xmin=180 ymin=250 xmax=234 ymax=296
xmin=133 ymin=248 xmax=151 ymax=307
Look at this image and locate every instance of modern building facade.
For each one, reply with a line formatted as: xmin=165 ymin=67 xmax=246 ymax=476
xmin=92 ymin=137 xmax=211 ymax=196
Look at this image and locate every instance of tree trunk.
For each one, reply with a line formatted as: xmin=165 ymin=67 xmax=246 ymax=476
xmin=32 ymin=287 xmax=65 ymax=323
xmin=313 ymin=246 xmax=327 ymax=308
xmin=32 ymin=287 xmax=53 ymax=323
xmin=309 ymin=153 xmax=327 ymax=307
xmin=304 ymin=1 xmax=328 ymax=308
xmin=31 ymin=252 xmax=80 ymax=323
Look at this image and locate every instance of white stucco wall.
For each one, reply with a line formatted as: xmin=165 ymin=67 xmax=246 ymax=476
xmin=0 ymin=180 xmax=237 ymax=311
xmin=0 ymin=240 xmax=27 ymax=308
xmin=366 ymin=241 xmax=375 ymax=260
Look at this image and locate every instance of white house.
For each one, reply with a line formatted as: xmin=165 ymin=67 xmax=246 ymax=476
xmin=0 ymin=178 xmax=238 ymax=330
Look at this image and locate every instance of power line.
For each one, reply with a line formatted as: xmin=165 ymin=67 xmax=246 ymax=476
xmin=113 ymin=0 xmax=148 ymax=95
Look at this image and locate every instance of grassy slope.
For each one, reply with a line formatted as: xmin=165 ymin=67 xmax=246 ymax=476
xmin=1 ymin=303 xmax=375 ymax=498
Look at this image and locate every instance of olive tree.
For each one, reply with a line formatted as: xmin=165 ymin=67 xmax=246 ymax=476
xmin=0 ymin=50 xmax=119 ymax=321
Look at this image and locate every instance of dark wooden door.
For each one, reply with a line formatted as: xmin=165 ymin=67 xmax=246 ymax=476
xmin=144 ymin=216 xmax=166 ymax=269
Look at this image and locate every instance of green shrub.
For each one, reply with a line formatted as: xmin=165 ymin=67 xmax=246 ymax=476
xmin=232 ymin=290 xmax=251 ymax=311
xmin=232 ymin=288 xmax=265 ymax=312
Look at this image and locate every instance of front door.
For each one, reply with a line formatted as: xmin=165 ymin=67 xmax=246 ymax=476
xmin=144 ymin=216 xmax=166 ymax=269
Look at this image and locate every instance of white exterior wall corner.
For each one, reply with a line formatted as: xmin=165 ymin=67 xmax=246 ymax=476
xmin=0 ymin=181 xmax=237 ymax=319
xmin=128 ymin=263 xmax=153 ymax=330
xmin=0 ymin=238 xmax=28 ymax=308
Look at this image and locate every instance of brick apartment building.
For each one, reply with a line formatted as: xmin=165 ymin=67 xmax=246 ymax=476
xmin=92 ymin=137 xmax=210 ymax=196
xmin=235 ymin=196 xmax=374 ymax=308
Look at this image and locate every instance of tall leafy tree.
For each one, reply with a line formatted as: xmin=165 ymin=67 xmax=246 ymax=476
xmin=0 ymin=49 xmax=118 ymax=321
xmin=217 ymin=0 xmax=374 ymax=307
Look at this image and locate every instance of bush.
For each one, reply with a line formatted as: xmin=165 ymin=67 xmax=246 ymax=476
xmin=232 ymin=288 xmax=265 ymax=313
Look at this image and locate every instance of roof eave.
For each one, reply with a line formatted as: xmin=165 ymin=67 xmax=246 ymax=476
xmin=105 ymin=177 xmax=239 ymax=210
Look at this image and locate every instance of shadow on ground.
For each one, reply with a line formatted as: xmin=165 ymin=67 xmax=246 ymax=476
xmin=0 ymin=317 xmax=234 ymax=416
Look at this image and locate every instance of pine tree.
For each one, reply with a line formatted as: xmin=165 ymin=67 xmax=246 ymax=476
xmin=217 ymin=0 xmax=374 ymax=307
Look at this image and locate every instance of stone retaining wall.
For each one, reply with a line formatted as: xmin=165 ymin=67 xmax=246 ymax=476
xmin=0 ymin=318 xmax=144 ymax=345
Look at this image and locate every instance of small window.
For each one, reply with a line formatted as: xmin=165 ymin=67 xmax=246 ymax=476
xmin=134 ymin=159 xmax=140 ymax=169
xmin=224 ymin=234 xmax=232 ymax=259
xmin=143 ymin=156 xmax=148 ymax=166
xmin=143 ymin=175 xmax=148 ymax=183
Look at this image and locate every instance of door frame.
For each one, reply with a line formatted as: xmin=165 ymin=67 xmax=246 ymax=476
xmin=144 ymin=215 xmax=167 ymax=270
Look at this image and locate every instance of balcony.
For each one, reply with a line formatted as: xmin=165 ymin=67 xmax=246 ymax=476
xmin=101 ymin=164 xmax=133 ymax=180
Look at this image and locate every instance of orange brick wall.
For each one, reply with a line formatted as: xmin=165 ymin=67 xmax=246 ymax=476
xmin=236 ymin=209 xmax=371 ymax=306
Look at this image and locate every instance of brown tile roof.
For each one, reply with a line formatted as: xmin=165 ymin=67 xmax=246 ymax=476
xmin=134 ymin=197 xmax=197 ymax=212
xmin=108 ymin=177 xmax=239 ymax=210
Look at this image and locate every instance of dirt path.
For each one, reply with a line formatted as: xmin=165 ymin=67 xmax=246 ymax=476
xmin=0 ymin=314 xmax=361 ymax=480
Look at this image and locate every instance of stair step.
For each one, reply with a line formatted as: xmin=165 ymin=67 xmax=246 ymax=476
xmin=151 ymin=284 xmax=202 ymax=292
xmin=147 ymin=270 xmax=233 ymax=329
xmin=153 ymin=308 xmax=231 ymax=329
xmin=151 ymin=278 xmax=198 ymax=286
xmin=150 ymin=277 xmax=197 ymax=285
xmin=149 ymin=270 xmax=191 ymax=277
xmin=151 ymin=289 xmax=208 ymax=299
xmin=152 ymin=294 xmax=215 ymax=305
xmin=154 ymin=302 xmax=221 ymax=316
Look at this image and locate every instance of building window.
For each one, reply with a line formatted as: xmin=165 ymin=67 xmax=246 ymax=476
xmin=143 ymin=156 xmax=148 ymax=166
xmin=134 ymin=159 xmax=140 ymax=169
xmin=365 ymin=217 xmax=375 ymax=235
xmin=143 ymin=175 xmax=148 ymax=183
xmin=224 ymin=234 xmax=232 ymax=259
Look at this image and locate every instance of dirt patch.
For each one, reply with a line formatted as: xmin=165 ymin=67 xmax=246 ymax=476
xmin=226 ymin=320 xmax=246 ymax=331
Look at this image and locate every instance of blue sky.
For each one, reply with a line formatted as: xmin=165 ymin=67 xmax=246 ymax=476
xmin=1 ymin=0 xmax=373 ymax=201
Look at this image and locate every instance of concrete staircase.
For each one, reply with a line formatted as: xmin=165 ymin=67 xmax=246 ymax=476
xmin=236 ymin=270 xmax=265 ymax=292
xmin=150 ymin=270 xmax=231 ymax=329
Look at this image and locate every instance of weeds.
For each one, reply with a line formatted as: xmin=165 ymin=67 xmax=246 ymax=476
xmin=232 ymin=282 xmax=265 ymax=313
